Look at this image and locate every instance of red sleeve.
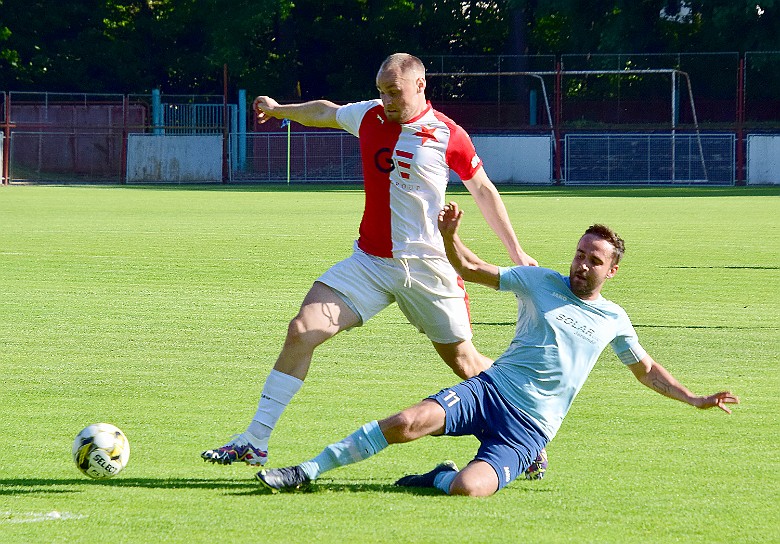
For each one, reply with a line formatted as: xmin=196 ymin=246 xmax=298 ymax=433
xmin=443 ymin=121 xmax=482 ymax=180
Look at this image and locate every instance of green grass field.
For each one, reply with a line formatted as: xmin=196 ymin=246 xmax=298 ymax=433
xmin=0 ymin=185 xmax=778 ymax=543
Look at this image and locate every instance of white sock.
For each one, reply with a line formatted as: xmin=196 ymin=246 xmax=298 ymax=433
xmin=246 ymin=369 xmax=303 ymax=450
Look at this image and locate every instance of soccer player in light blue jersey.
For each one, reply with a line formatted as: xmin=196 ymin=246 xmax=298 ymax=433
xmin=257 ymin=202 xmax=739 ymax=497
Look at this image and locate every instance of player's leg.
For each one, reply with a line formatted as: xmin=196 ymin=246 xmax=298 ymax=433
xmin=448 ymin=460 xmax=499 ymax=497
xmin=204 ymin=249 xmax=396 ymax=467
xmin=256 ymin=399 xmax=446 ymax=491
xmin=271 ymin=281 xmax=361 ymax=380
xmin=247 ymin=280 xmax=361 ymax=433
xmin=393 ymin=378 xmax=486 ymax=492
xmin=202 ymin=281 xmax=360 ymax=466
xmin=395 ymin=376 xmax=547 ymax=495
xmin=448 ymin=438 xmax=543 ymax=496
xmin=378 ymin=398 xmax=446 ymax=442
xmin=399 ymin=258 xmax=548 ymax=477
xmin=401 ymin=442 xmax=536 ymax=497
xmin=394 ymin=258 xmax=492 ymax=379
xmin=432 ymin=339 xmax=493 ymax=380
xmin=435 ymin=446 xmax=547 ymax=495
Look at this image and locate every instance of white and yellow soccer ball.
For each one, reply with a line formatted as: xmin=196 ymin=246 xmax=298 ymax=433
xmin=72 ymin=423 xmax=130 ymax=479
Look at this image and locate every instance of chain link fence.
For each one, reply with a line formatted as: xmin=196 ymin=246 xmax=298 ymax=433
xmin=2 ymin=52 xmax=778 ymax=184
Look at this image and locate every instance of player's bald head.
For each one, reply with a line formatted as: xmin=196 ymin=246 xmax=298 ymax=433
xmin=379 ymin=53 xmax=426 ymax=79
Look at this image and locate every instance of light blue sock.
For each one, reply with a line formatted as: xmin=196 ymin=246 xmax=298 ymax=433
xmin=434 ymin=470 xmax=458 ymax=494
xmin=300 ymin=420 xmax=389 ymax=480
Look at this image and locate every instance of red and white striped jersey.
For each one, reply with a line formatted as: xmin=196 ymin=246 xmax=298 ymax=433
xmin=336 ymin=99 xmax=482 ymax=259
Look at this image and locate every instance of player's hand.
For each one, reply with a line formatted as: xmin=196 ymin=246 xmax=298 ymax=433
xmin=253 ymin=96 xmax=280 ymax=123
xmin=694 ymin=391 xmax=740 ymax=414
xmin=514 ymin=251 xmax=538 ymax=267
xmin=438 ymin=202 xmax=463 ymax=239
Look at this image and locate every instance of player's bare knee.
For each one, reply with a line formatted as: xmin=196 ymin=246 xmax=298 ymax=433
xmin=288 ymin=313 xmax=307 ymax=332
xmin=390 ymin=411 xmax=422 ymax=442
xmin=378 ymin=412 xmax=414 ymax=443
xmin=284 ymin=315 xmax=327 ymax=350
xmin=448 ymin=462 xmax=499 ymax=497
xmin=449 ymin=477 xmax=496 ymax=497
xmin=284 ymin=316 xmax=306 ymax=344
xmin=381 ymin=403 xmax=440 ymax=443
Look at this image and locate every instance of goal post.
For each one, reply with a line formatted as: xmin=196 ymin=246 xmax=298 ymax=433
xmin=427 ymin=68 xmax=724 ymax=184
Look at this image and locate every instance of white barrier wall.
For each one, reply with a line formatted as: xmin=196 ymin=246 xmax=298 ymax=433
xmin=121 ymin=132 xmax=780 ymax=185
xmin=454 ymin=135 xmax=553 ymax=184
xmin=747 ymin=135 xmax=780 ymax=185
xmin=127 ymin=134 xmax=222 ymax=182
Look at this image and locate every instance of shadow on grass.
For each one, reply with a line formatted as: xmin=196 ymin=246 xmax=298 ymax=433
xmin=229 ymin=481 xmax=416 ymax=497
xmin=0 ymin=478 xmax=259 ymax=495
xmin=231 ymin=479 xmax=553 ymax=497
xmin=472 ymin=321 xmax=515 ymax=327
xmin=1 ymin=477 xmax=554 ymax=498
xmin=0 ymin=477 xmax=447 ymax=497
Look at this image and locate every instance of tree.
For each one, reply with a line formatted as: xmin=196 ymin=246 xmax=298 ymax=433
xmin=1 ymin=0 xmax=778 ymax=95
xmin=529 ymin=0 xmax=779 ymax=55
xmin=686 ymin=0 xmax=779 ymax=52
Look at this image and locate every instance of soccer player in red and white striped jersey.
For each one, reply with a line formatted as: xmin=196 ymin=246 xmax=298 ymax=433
xmin=202 ymin=53 xmax=539 ymax=469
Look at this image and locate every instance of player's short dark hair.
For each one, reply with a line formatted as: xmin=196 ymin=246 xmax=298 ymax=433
xmin=584 ymin=224 xmax=625 ymax=265
xmin=380 ymin=53 xmax=426 ymax=77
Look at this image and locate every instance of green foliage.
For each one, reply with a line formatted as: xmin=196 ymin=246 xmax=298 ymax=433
xmin=533 ymin=0 xmax=780 ymax=55
xmin=687 ymin=0 xmax=779 ymax=52
xmin=0 ymin=185 xmax=778 ymax=542
xmin=0 ymin=1 xmax=778 ymax=99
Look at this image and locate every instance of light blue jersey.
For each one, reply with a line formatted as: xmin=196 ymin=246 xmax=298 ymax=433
xmin=484 ymin=266 xmax=647 ymax=440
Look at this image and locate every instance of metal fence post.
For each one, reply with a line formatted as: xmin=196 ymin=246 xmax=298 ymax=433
xmin=1 ymin=92 xmax=9 ymax=185
xmin=238 ymin=89 xmax=247 ymax=172
xmin=736 ymin=56 xmax=745 ymax=185
xmin=121 ymin=95 xmax=129 ymax=184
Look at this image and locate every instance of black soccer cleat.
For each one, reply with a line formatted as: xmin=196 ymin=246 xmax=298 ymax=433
xmin=394 ymin=460 xmax=459 ymax=488
xmin=256 ymin=465 xmax=311 ymax=493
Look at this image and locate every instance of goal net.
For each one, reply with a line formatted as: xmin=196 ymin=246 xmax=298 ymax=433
xmin=426 ymin=67 xmax=733 ymax=184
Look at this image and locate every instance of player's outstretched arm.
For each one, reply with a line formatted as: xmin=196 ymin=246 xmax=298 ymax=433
xmin=462 ymin=168 xmax=538 ymax=267
xmin=253 ymin=96 xmax=341 ymax=129
xmin=439 ymin=202 xmax=500 ymax=289
xmin=628 ymin=355 xmax=740 ymax=414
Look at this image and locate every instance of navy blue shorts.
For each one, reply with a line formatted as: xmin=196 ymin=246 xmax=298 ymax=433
xmin=429 ymin=373 xmax=548 ymax=490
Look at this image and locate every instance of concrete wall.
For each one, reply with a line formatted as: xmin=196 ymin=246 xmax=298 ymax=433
xmin=127 ymin=134 xmax=222 ymax=183
xmin=454 ymin=135 xmax=553 ymax=184
xmin=121 ymin=132 xmax=780 ymax=185
xmin=747 ymin=135 xmax=780 ymax=185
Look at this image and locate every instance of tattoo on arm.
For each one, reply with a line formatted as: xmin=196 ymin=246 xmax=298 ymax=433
xmin=651 ymin=376 xmax=672 ymax=395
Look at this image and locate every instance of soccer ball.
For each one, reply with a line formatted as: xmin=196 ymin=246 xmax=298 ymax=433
xmin=72 ymin=423 xmax=130 ymax=479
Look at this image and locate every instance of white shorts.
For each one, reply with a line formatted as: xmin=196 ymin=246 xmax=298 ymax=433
xmin=317 ymin=245 xmax=473 ymax=344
